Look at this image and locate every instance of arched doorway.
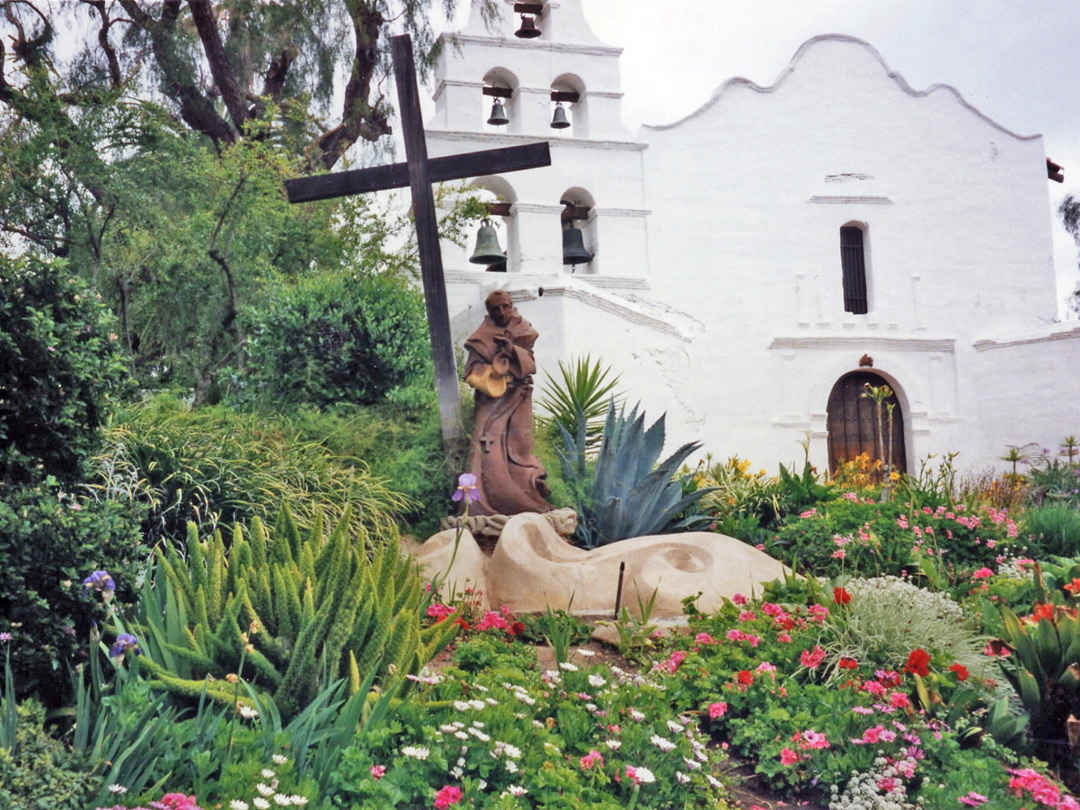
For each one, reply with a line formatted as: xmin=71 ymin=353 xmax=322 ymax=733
xmin=826 ymin=371 xmax=907 ymax=476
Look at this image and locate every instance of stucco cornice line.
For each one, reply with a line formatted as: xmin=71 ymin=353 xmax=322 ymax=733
xmin=592 ymin=207 xmax=651 ymax=217
xmin=441 ymin=33 xmax=623 ymax=58
xmin=643 ymin=34 xmax=1040 ymax=142
xmin=974 ymin=326 xmax=1080 ymax=351
xmin=531 ymin=285 xmax=688 ymax=341
xmin=427 ymin=130 xmax=648 ymax=151
xmin=807 ymin=195 xmax=894 ymax=205
xmin=768 ymin=335 xmax=955 ymax=352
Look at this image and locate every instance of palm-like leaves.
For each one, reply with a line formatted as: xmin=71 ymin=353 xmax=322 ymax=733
xmin=538 ymin=355 xmax=622 ymax=454
xmin=558 ymin=400 xmax=714 ymax=548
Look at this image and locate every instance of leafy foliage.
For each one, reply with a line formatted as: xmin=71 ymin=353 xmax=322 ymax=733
xmin=557 ymin=401 xmax=713 ymax=547
xmin=537 ymin=355 xmax=622 ymax=453
xmin=0 ymin=701 xmax=98 ymax=810
xmin=133 ymin=506 xmax=457 ymax=719
xmin=0 ymin=257 xmax=128 ymax=485
xmin=1023 ymin=504 xmax=1080 ymax=557
xmin=92 ymin=395 xmax=412 ymax=544
xmin=231 ymin=271 xmax=431 ymax=408
xmin=0 ymin=481 xmax=147 ymax=704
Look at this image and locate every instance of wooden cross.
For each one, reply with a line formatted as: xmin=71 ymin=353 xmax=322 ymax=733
xmin=285 ymin=34 xmax=551 ymax=448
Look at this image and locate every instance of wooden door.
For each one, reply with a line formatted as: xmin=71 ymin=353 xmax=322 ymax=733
xmin=826 ymin=372 xmax=906 ymax=475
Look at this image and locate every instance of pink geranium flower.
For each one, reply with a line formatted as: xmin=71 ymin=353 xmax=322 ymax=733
xmin=434 ymin=785 xmax=464 ymax=810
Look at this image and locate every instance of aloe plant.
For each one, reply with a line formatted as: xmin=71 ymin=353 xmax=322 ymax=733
xmin=558 ymin=400 xmax=713 ymax=547
xmin=132 ymin=505 xmax=458 ymax=719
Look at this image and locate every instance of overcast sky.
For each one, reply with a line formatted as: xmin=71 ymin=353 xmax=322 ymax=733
xmin=440 ymin=0 xmax=1080 ymax=313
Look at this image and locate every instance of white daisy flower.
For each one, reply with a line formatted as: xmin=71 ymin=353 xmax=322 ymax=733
xmin=706 ymin=774 xmax=724 ymax=789
xmin=634 ymin=766 xmax=656 ymax=783
xmin=454 ymin=731 xmax=469 ymax=740
xmin=558 ymin=662 xmax=578 ymax=672
xmin=256 ymin=783 xmax=275 ymax=797
xmin=505 ymin=759 xmax=519 ymax=773
xmin=453 ymin=700 xmax=471 ymax=711
xmin=271 ymin=754 xmax=288 ymax=766
xmin=629 ymin=708 xmax=645 ymax=722
xmin=667 ymin=719 xmax=685 ymax=734
xmin=469 ymin=699 xmax=486 ymax=710
xmin=504 ymin=743 xmax=522 ymax=759
xmin=109 ymin=785 xmax=128 ymax=795
xmin=650 ymin=734 xmax=677 ymax=752
xmin=468 ymin=727 xmax=492 ymax=742
xmin=229 ymin=801 xmax=249 ymax=810
xmin=253 ymin=799 xmax=270 ymax=810
xmin=683 ymin=757 xmax=702 ymax=770
xmin=588 ymin=674 xmax=606 ymax=687
xmin=401 ymin=745 xmax=430 ymax=760
xmin=238 ymin=705 xmax=259 ymax=720
xmin=261 ymin=769 xmax=275 ymax=779
xmin=508 ymin=785 xmax=527 ymax=796
xmin=575 ymin=649 xmax=596 ymax=657
xmin=289 ymin=798 xmax=308 ymax=807
xmin=676 ymin=771 xmax=690 ymax=784
xmin=605 ymin=739 xmax=622 ymax=750
xmin=272 ymin=795 xmax=292 ymax=806
xmin=440 ymin=723 xmax=458 ymax=733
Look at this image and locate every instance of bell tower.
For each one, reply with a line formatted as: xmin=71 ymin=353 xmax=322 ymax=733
xmin=427 ymin=0 xmax=651 ymax=280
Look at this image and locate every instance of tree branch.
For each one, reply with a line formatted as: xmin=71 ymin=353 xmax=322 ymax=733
xmin=314 ymin=0 xmax=390 ymax=171
xmin=117 ymin=0 xmax=236 ymax=145
xmin=186 ymin=0 xmax=248 ymax=132
xmin=79 ymin=0 xmax=123 ymax=88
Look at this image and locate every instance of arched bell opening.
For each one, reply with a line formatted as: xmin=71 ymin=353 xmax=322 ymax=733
xmin=468 ymin=177 xmax=517 ymax=273
xmin=482 ymin=67 xmax=519 ymax=134
xmin=559 ymin=187 xmax=596 ymax=273
xmin=550 ymin=73 xmax=587 ymax=137
xmin=826 ymin=370 xmax=908 ymax=480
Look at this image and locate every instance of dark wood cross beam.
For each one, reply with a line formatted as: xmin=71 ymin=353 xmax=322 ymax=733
xmin=285 ymin=34 xmax=551 ymax=448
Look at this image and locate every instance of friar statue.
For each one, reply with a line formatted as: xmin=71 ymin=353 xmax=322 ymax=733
xmin=462 ymin=290 xmax=552 ymax=516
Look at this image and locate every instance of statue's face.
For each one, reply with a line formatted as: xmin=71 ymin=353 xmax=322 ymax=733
xmin=488 ymin=297 xmax=513 ymax=327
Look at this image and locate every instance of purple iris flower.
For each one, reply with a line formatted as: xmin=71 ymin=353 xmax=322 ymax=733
xmin=452 ymin=472 xmax=481 ymax=503
xmin=82 ymin=570 xmax=116 ymax=597
xmin=109 ymin=633 xmax=140 ymax=659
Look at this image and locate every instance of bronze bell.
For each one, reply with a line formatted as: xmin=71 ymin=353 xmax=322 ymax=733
xmin=550 ymin=101 xmax=570 ymax=129
xmin=469 ymin=219 xmax=505 ymax=265
xmin=515 ymin=14 xmax=541 ymax=38
xmin=562 ymin=223 xmax=592 ymax=266
xmin=487 ymin=98 xmax=509 ymax=126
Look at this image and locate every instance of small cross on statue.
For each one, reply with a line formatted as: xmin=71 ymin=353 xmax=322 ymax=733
xmin=285 ymin=35 xmax=551 ymax=449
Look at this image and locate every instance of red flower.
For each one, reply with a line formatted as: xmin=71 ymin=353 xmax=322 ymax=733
xmin=737 ymin=670 xmax=754 ymax=686
xmin=1030 ymin=603 xmax=1055 ymax=623
xmin=903 ymin=648 xmax=931 ymax=677
xmin=434 ymin=785 xmax=464 ymax=810
xmin=508 ymin=621 xmax=525 ymax=636
xmin=833 ymin=587 xmax=852 ymax=605
xmin=949 ymin=662 xmax=970 ymax=681
xmin=838 ymin=657 xmax=859 ymax=670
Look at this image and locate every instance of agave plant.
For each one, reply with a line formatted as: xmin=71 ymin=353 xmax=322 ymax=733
xmin=557 ymin=400 xmax=714 ymax=547
xmin=538 ymin=355 xmax=622 ymax=454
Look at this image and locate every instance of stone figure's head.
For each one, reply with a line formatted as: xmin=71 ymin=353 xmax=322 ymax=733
xmin=485 ymin=290 xmax=515 ymax=328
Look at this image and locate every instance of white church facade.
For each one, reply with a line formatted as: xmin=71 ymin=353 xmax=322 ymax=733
xmin=426 ymin=0 xmax=1080 ymax=474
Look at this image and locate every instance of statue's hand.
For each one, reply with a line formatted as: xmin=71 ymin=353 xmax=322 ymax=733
xmin=492 ymin=355 xmax=510 ymax=376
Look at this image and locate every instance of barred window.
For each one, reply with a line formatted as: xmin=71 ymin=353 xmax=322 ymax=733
xmin=840 ymin=226 xmax=868 ymax=315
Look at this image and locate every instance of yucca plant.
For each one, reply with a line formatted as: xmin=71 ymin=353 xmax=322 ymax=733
xmin=132 ymin=505 xmax=457 ymax=719
xmin=538 ymin=355 xmax=622 ymax=454
xmin=558 ymin=400 xmax=714 ymax=547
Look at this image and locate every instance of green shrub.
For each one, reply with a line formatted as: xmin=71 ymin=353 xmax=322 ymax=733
xmin=0 ymin=257 xmax=128 ymax=485
xmin=817 ymin=576 xmax=992 ymax=682
xmin=0 ymin=481 xmax=146 ymax=704
xmin=232 ymin=271 xmax=431 ymax=408
xmin=93 ymin=395 xmax=412 ymax=543
xmin=1023 ymin=504 xmax=1080 ymax=557
xmin=134 ymin=506 xmax=458 ymax=719
xmin=282 ymin=399 xmax=452 ymax=537
xmin=0 ymin=700 xmax=98 ymax=810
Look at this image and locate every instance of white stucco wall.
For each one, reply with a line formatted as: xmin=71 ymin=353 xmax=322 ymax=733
xmin=426 ymin=3 xmax=1076 ymax=476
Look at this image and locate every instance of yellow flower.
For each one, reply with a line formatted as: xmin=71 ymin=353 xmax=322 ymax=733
xmin=226 ymin=673 xmax=239 ymax=684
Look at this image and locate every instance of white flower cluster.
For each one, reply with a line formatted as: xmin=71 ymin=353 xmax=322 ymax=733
xmin=828 ymin=755 xmax=918 ymax=810
xmin=227 ymin=757 xmax=309 ymax=809
xmin=841 ymin=576 xmax=964 ymax=622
